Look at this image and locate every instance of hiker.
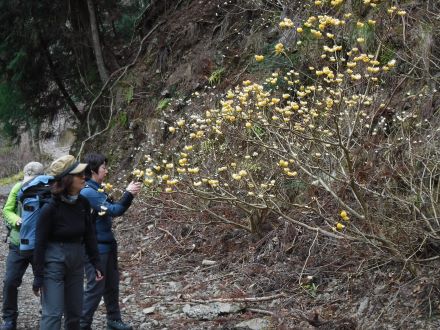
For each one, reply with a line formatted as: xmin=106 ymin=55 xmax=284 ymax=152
xmin=32 ymin=155 xmax=103 ymax=330
xmin=80 ymin=153 xmax=141 ymax=330
xmin=1 ymin=162 xmax=44 ymax=330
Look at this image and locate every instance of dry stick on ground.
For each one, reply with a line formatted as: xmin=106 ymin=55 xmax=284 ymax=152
xmin=246 ymin=308 xmax=276 ymax=316
xmin=298 ymin=231 xmax=319 ymax=286
xmin=156 ymin=227 xmax=185 ymax=248
xmin=182 ymin=292 xmax=286 ymax=303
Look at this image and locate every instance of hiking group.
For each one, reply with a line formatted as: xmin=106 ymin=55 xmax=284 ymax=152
xmin=1 ymin=154 xmax=142 ymax=330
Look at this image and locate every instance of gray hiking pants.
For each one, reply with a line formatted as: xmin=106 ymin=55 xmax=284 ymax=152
xmin=40 ymin=242 xmax=85 ymax=330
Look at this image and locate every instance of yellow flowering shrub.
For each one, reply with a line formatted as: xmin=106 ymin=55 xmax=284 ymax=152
xmin=134 ymin=0 xmax=439 ymax=257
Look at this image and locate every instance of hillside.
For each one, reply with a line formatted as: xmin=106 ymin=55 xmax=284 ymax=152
xmin=1 ymin=0 xmax=440 ymax=328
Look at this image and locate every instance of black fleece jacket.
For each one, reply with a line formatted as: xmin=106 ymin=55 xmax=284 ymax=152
xmin=33 ymin=194 xmax=102 ymax=288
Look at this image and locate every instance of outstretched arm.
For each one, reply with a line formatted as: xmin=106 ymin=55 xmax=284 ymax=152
xmin=81 ymin=186 xmax=136 ymax=217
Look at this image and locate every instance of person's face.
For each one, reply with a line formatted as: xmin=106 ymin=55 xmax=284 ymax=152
xmin=93 ymin=163 xmax=108 ymax=183
xmin=69 ymin=172 xmax=86 ymax=195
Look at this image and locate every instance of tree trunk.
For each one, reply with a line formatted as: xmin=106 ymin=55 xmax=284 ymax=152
xmin=69 ymin=0 xmax=95 ymax=87
xmin=38 ymin=31 xmax=84 ymax=122
xmin=86 ymin=0 xmax=109 ymax=84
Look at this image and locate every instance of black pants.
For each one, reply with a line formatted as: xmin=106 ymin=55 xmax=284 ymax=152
xmin=80 ymin=247 xmax=120 ymax=328
xmin=2 ymin=244 xmax=34 ymax=324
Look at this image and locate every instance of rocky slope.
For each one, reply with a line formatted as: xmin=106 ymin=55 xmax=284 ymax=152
xmin=1 ymin=183 xmax=440 ymax=329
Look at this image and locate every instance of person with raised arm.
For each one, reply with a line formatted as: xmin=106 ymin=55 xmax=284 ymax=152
xmin=80 ymin=153 xmax=141 ymax=330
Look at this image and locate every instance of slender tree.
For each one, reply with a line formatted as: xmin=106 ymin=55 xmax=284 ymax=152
xmin=87 ymin=0 xmax=109 ymax=84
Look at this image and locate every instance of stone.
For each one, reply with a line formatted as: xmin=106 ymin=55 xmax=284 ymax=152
xmin=357 ymin=297 xmax=369 ymax=317
xmin=234 ymin=318 xmax=271 ymax=330
xmin=202 ymin=259 xmax=217 ymax=266
xmin=122 ymin=294 xmax=134 ymax=303
xmin=182 ymin=302 xmax=244 ymax=320
xmin=143 ymin=306 xmax=156 ymax=314
xmin=167 ymin=281 xmax=183 ymax=292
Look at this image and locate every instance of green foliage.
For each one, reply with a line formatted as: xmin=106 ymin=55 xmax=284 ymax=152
xmin=115 ymin=13 xmax=137 ymax=39
xmin=0 ymin=82 xmax=24 ymax=138
xmin=125 ymin=85 xmax=134 ymax=104
xmin=201 ymin=140 xmax=215 ymax=152
xmin=0 ymin=0 xmax=152 ymax=132
xmin=352 ymin=23 xmax=376 ymax=52
xmin=380 ymin=47 xmax=396 ymax=65
xmin=6 ymin=50 xmax=27 ymax=81
xmin=283 ymin=179 xmax=306 ymax=191
xmin=156 ymin=98 xmax=171 ymax=111
xmin=114 ymin=1 xmax=152 ymax=39
xmin=208 ymin=67 xmax=225 ymax=85
xmin=250 ymin=125 xmax=266 ymax=139
xmin=117 ymin=112 xmax=128 ymax=127
xmin=0 ymin=0 xmax=88 ymax=128
xmin=302 ymin=282 xmax=318 ymax=298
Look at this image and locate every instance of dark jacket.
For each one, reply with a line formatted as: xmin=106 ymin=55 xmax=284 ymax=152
xmin=80 ymin=179 xmax=133 ymax=253
xmin=33 ymin=194 xmax=101 ymax=288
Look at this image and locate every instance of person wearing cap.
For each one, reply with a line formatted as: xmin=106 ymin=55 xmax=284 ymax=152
xmin=79 ymin=153 xmax=141 ymax=330
xmin=32 ymin=155 xmax=103 ymax=330
xmin=1 ymin=162 xmax=44 ymax=330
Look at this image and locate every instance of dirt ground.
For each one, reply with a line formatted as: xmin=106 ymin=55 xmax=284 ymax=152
xmin=1 ymin=188 xmax=440 ymax=329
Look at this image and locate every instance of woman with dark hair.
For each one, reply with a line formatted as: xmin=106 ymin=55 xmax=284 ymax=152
xmin=33 ymin=155 xmax=103 ymax=330
xmin=80 ymin=153 xmax=141 ymax=330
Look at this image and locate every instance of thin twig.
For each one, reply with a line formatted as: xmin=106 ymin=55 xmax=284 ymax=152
xmin=299 ymin=231 xmax=319 ymax=286
xmin=182 ymin=292 xmax=286 ymax=303
xmin=156 ymin=227 xmax=184 ymax=248
xmin=246 ymin=308 xmax=276 ymax=316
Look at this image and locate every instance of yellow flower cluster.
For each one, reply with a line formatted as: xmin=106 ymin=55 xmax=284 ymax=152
xmin=363 ymin=0 xmax=380 ymax=7
xmin=335 ymin=222 xmax=345 ymax=231
xmin=340 ymin=210 xmax=350 ymax=221
xmin=278 ymin=159 xmax=297 ymax=177
xmin=387 ymin=6 xmax=407 ymax=16
xmin=335 ymin=210 xmax=350 ymax=231
xmin=330 ymin=0 xmax=344 ymax=6
xmin=255 ymin=55 xmax=264 ymax=62
xmin=304 ymin=15 xmax=344 ymax=30
xmin=279 ymin=17 xmax=294 ymax=29
xmin=274 ymin=43 xmax=284 ymax=55
xmin=98 ymin=182 xmax=113 ymax=193
xmin=132 ymin=169 xmax=144 ymax=178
